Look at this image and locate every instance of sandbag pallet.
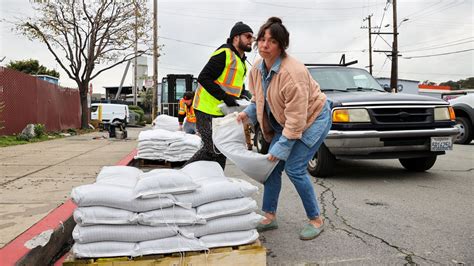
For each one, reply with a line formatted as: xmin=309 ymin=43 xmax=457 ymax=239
xmin=63 ymin=240 xmax=265 ymax=265
xmin=134 ymin=158 xmax=186 ymax=169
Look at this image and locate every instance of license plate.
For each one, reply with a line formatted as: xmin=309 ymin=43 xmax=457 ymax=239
xmin=430 ymin=136 xmax=453 ymax=151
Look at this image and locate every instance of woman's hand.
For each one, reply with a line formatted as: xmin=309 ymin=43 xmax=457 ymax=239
xmin=268 ymin=154 xmax=279 ymax=162
xmin=236 ymin=112 xmax=248 ymax=124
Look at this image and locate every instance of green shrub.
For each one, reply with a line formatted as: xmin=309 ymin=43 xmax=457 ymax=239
xmin=34 ymin=124 xmax=46 ymax=137
xmin=16 ymin=134 xmax=31 ymax=141
xmin=129 ymin=105 xmax=145 ymax=123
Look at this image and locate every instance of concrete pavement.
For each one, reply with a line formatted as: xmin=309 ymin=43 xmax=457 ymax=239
xmin=0 ymin=127 xmax=143 ymax=248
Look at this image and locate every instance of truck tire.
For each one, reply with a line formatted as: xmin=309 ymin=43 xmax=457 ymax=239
xmin=454 ymin=116 xmax=473 ymax=144
xmin=307 ymin=144 xmax=336 ymax=177
xmin=399 ymin=156 xmax=437 ymax=172
xmin=254 ymin=126 xmax=269 ymax=154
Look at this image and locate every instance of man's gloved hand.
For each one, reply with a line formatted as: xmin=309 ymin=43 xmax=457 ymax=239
xmin=223 ymin=94 xmax=239 ymax=107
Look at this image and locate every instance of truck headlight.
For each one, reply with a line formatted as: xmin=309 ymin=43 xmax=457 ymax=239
xmin=332 ymin=108 xmax=370 ymax=123
xmin=434 ymin=107 xmax=455 ymax=121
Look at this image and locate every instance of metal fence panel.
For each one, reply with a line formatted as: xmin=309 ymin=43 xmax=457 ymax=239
xmin=0 ymin=67 xmax=81 ymax=135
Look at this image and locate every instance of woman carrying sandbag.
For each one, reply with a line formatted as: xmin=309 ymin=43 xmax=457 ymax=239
xmin=237 ymin=17 xmax=332 ymax=240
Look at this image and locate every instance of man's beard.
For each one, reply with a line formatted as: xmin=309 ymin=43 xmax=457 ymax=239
xmin=238 ymin=40 xmax=252 ymax=52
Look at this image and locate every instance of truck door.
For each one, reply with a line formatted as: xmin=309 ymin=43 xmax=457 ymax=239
xmin=161 ymin=74 xmax=196 ymax=117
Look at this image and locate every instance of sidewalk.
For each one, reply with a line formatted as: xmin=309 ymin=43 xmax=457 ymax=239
xmin=0 ymin=127 xmax=143 ymax=248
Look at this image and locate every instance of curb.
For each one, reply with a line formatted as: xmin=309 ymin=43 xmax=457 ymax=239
xmin=0 ymin=149 xmax=138 ymax=266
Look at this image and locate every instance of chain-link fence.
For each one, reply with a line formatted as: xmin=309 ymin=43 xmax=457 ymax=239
xmin=0 ymin=67 xmax=81 ymax=135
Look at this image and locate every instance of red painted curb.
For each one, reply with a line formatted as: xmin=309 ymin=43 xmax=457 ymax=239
xmin=0 ymin=148 xmax=138 ymax=266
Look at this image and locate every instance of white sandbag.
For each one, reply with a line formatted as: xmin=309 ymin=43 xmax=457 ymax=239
xmin=134 ymin=169 xmax=199 ymax=198
xmin=174 ymin=178 xmax=258 ymax=207
xmin=139 ymin=235 xmax=207 ymax=255
xmin=138 ymin=128 xmax=185 ymax=142
xmin=73 ymin=224 xmax=179 ymax=244
xmin=73 ymin=241 xmax=138 ymax=258
xmin=74 ymin=206 xmax=138 ymax=226
xmin=71 ymin=183 xmax=188 ymax=212
xmin=200 ymin=230 xmax=259 ymax=248
xmin=138 ymin=206 xmax=205 ymax=226
xmin=181 ymin=212 xmax=263 ymax=237
xmin=169 ymin=134 xmax=202 ymax=149
xmin=152 ymin=114 xmax=180 ymax=132
xmin=212 ymin=113 xmax=278 ymax=184
xmin=218 ymin=99 xmax=251 ymax=115
xmin=180 ymin=161 xmax=225 ymax=182
xmin=196 ymin=197 xmax=257 ymax=220
xmin=95 ymin=166 xmax=141 ymax=188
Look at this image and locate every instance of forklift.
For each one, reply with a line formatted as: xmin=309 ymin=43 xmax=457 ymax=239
xmin=160 ymin=74 xmax=197 ymax=117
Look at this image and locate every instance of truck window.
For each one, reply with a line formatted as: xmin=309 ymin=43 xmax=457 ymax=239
xmin=175 ymin=78 xmax=186 ymax=100
xmin=161 ymin=78 xmax=168 ymax=103
xmin=91 ymin=106 xmax=98 ymax=112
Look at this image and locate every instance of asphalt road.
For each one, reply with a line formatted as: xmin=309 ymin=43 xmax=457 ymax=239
xmin=225 ymin=142 xmax=473 ymax=265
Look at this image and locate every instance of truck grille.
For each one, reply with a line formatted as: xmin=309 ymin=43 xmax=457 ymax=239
xmin=369 ymin=107 xmax=433 ymax=125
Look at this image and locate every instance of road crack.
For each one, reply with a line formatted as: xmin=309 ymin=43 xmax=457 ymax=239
xmin=316 ymin=179 xmax=440 ymax=265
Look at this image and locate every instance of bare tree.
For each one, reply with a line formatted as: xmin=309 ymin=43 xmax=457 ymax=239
xmin=16 ymin=0 xmax=152 ymax=128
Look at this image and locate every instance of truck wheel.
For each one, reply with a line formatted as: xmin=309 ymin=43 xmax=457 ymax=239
xmin=399 ymin=156 xmax=437 ymax=172
xmin=454 ymin=116 xmax=473 ymax=144
xmin=307 ymin=144 xmax=335 ymax=177
xmin=254 ymin=126 xmax=269 ymax=154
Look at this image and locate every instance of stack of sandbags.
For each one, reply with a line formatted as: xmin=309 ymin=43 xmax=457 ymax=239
xmin=152 ymin=114 xmax=179 ymax=132
xmin=71 ymin=162 xmax=262 ymax=258
xmin=135 ymin=129 xmax=201 ymax=161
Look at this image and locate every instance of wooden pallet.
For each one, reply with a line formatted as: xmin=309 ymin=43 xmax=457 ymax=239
xmin=134 ymin=159 xmax=186 ymax=169
xmin=63 ymin=240 xmax=265 ymax=266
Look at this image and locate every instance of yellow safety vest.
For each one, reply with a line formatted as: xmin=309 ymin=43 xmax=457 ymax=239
xmin=193 ymin=48 xmax=246 ymax=116
xmin=178 ymin=98 xmax=196 ymax=123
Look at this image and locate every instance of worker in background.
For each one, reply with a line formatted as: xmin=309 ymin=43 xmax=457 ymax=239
xmin=185 ymin=21 xmax=254 ymax=170
xmin=178 ymin=91 xmax=197 ymax=134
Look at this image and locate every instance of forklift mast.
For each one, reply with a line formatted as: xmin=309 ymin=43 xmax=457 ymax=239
xmin=160 ymin=74 xmax=198 ymax=116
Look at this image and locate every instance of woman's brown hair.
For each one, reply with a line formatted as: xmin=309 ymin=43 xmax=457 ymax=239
xmin=256 ymin=17 xmax=290 ymax=57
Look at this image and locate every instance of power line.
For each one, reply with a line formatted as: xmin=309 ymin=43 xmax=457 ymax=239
xmin=405 ymin=1 xmax=466 ymax=24
xmin=160 ymin=10 xmax=359 ymax=23
xmin=292 ymin=49 xmax=365 ymax=54
xmin=158 ymin=36 xmax=216 ymax=48
xmin=372 ymin=1 xmax=390 ymax=47
xmin=402 ymin=40 xmax=474 ymax=53
xmin=377 ymin=70 xmax=472 ymax=76
xmin=403 ymin=48 xmax=474 ymax=59
xmin=249 ymin=1 xmax=385 ymax=10
xmin=403 ymin=36 xmax=474 ymax=49
xmin=375 ymin=56 xmax=389 ymax=77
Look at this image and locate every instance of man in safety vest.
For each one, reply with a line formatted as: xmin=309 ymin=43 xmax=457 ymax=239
xmin=178 ymin=91 xmax=197 ymax=134
xmin=186 ymin=21 xmax=254 ymax=170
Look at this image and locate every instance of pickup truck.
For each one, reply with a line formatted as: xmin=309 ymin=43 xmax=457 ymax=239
xmin=448 ymin=92 xmax=474 ymax=144
xmin=254 ymin=65 xmax=459 ymax=177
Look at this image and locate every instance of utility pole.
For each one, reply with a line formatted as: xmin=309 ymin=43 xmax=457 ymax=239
xmin=390 ymin=0 xmax=399 ymax=92
xmin=133 ymin=1 xmax=138 ymax=105
xmin=152 ymin=0 xmax=158 ymax=119
xmin=362 ymin=14 xmax=374 ymax=74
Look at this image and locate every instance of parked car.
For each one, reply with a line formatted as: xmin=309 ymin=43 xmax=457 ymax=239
xmin=448 ymin=93 xmax=474 ymax=144
xmin=254 ymin=64 xmax=459 ymax=177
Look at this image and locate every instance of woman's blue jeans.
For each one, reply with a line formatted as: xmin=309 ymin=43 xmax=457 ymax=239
xmin=262 ymin=102 xmax=332 ymax=219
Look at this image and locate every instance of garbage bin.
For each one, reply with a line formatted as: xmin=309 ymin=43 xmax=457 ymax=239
xmin=108 ymin=123 xmax=117 ymax=138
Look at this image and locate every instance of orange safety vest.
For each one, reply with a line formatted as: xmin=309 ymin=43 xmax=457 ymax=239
xmin=178 ymin=98 xmax=196 ymax=123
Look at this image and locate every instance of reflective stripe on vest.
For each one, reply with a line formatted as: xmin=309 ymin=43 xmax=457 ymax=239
xmin=193 ymin=48 xmax=246 ymax=116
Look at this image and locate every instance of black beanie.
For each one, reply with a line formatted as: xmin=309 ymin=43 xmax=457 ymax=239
xmin=229 ymin=22 xmax=253 ymax=39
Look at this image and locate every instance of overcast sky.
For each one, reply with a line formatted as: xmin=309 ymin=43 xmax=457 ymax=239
xmin=1 ymin=0 xmax=473 ymax=93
